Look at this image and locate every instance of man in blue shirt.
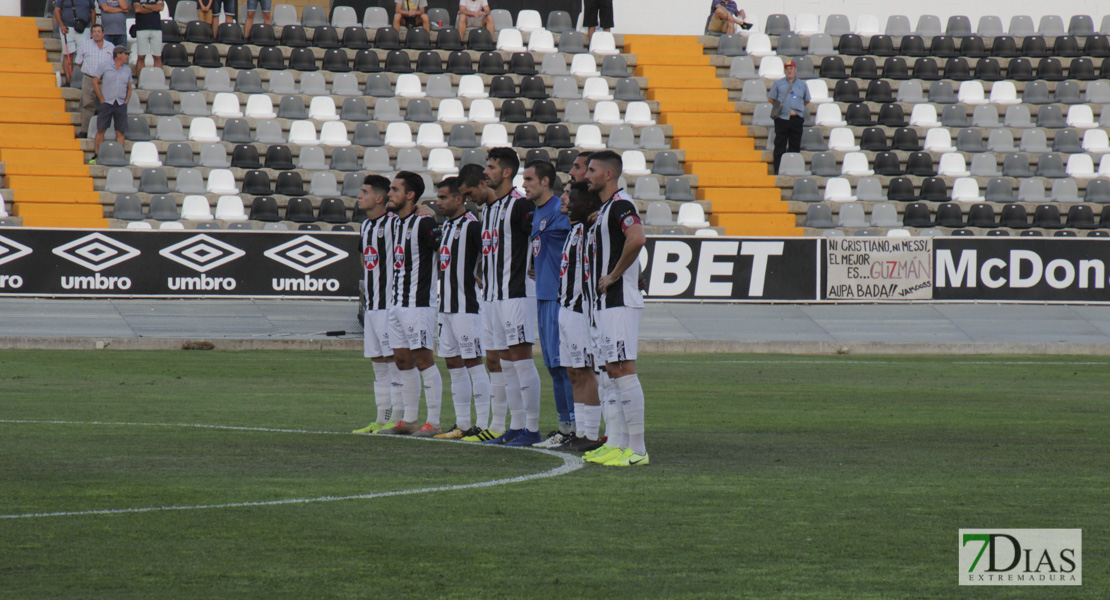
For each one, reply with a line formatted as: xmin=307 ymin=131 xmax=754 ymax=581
xmin=92 ymin=45 xmax=131 ymax=151
xmin=522 ymin=159 xmax=574 ymax=447
xmin=768 ymin=60 xmax=810 ymax=174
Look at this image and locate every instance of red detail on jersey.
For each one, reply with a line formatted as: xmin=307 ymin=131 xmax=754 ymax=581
xmin=481 ymin=230 xmax=493 ymax=255
xmin=439 ymin=246 xmax=451 ymax=271
xmin=560 ymin=251 xmax=569 ymax=277
xmin=491 ymin=229 xmax=499 ymax=253
xmin=621 ymin=214 xmax=641 ymax=232
xmin=363 ymin=246 xmax=379 ymax=271
xmin=532 ymin=237 xmax=541 ymax=257
xmin=393 ymin=244 xmax=405 ymax=269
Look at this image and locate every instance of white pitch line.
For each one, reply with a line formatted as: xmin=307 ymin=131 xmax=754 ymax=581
xmin=0 ymin=420 xmax=585 ymax=520
xmin=667 ymin=359 xmax=1110 ymax=366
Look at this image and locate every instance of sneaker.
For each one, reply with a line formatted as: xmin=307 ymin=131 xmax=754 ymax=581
xmin=533 ymin=431 xmax=567 ymax=449
xmin=411 ymin=423 xmax=443 ymax=438
xmin=606 ymin=451 xmax=649 ymax=467
xmin=563 ymin=436 xmax=605 ymax=452
xmin=584 ymin=445 xmax=623 ymax=464
xmin=433 ymin=425 xmax=468 ymax=439
xmin=482 ymin=428 xmax=525 ymax=445
xmin=601 ymin=448 xmax=635 ymax=466
xmin=352 ymin=422 xmax=389 ymax=434
xmin=375 ymin=420 xmax=413 ymax=435
xmin=503 ymin=429 xmax=542 ymax=447
xmin=462 ymin=428 xmax=499 ymax=442
xmin=88 ymin=157 xmax=97 ymax=165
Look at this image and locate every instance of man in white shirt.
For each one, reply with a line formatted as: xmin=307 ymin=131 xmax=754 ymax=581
xmin=456 ymin=0 xmax=493 ymax=35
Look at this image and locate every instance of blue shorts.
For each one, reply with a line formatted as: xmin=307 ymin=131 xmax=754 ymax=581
xmin=537 ymin=299 xmax=561 ymax=368
xmin=214 ymin=0 xmax=236 ymax=15
xmin=246 ymin=0 xmax=271 ymax=12
xmin=97 ymin=102 xmax=127 ymax=133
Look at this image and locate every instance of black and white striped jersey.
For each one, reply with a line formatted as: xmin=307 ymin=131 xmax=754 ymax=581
xmin=390 ymin=211 xmax=441 ymax=308
xmin=587 ymin=189 xmax=643 ymax=310
xmin=438 ymin=212 xmax=481 ymax=314
xmin=359 ymin=212 xmax=396 ymax=312
xmin=492 ymin=190 xmax=535 ymax=301
xmin=558 ymin=222 xmax=587 ymax=314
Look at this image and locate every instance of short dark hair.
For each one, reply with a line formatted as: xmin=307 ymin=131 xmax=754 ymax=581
xmin=394 ymin=171 xmax=425 ymax=202
xmin=588 ymin=150 xmax=623 ymax=176
xmin=362 ymin=174 xmax=391 ymax=197
xmin=458 ymin=163 xmax=486 ymax=188
xmin=576 ymin=150 xmax=594 ymax=161
xmin=90 ymin=23 xmax=104 ymax=31
xmin=568 ymin=181 xmax=602 ymax=214
xmin=488 ymin=147 xmax=520 ymax=178
xmin=524 ymin=160 xmax=557 ymax=190
xmin=437 ymin=176 xmax=461 ymax=196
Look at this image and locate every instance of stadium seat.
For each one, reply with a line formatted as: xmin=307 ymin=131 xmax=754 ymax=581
xmin=385 ymin=122 xmax=416 ymax=148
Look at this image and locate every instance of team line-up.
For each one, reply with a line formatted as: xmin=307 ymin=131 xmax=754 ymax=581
xmin=354 ymin=148 xmax=649 ymax=467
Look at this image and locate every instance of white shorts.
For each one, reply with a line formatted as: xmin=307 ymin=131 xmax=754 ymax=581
xmin=481 ymin=298 xmax=536 ymax=351
xmin=135 ymin=29 xmax=163 ymax=59
xmin=362 ymin=309 xmax=392 ymax=358
xmin=388 ymin=306 xmax=437 ymax=351
xmin=62 ymin=27 xmax=90 ymax=55
xmin=438 ymin=312 xmax=483 ymax=359
xmin=558 ymin=308 xmax=594 ymax=369
xmin=596 ymin=306 xmax=641 ymax=364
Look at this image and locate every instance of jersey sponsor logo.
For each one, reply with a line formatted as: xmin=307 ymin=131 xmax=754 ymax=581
xmin=364 ymin=246 xmax=379 ymax=270
xmin=482 ymin=230 xmax=494 ymax=255
xmin=532 ymin=237 xmax=541 ymax=257
xmin=393 ymin=244 xmax=405 ymax=269
xmin=621 ymin=214 xmax=641 ymax=232
xmin=439 ymin=246 xmax=451 ymax=270
xmin=560 ymin=251 xmax=569 ymax=276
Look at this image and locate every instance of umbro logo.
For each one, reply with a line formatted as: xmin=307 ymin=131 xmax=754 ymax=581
xmin=159 ymin=234 xmax=245 ymax=273
xmin=52 ymin=233 xmax=140 ymax=271
xmin=0 ymin=235 xmax=32 ymax=267
xmin=264 ymin=235 xmax=350 ymax=274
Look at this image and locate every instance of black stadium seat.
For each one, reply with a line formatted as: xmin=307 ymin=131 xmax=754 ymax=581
xmin=313 ymin=26 xmax=340 ymax=48
xmin=375 ymin=26 xmax=402 ymax=50
xmin=436 ymin=27 xmax=463 ymax=50
xmin=248 ymin=23 xmax=277 ymax=46
xmin=184 ymin=20 xmax=214 ymax=43
xmin=898 ymin=34 xmax=925 ymax=56
xmin=216 ymin=22 xmax=243 ymax=43
xmin=385 ymin=50 xmax=413 ymax=73
xmin=405 ymin=27 xmax=432 ymax=50
xmin=342 ymin=26 xmax=370 ymax=49
xmin=225 ymin=45 xmax=255 ymax=69
xmin=289 ymin=47 xmax=318 ymax=71
xmin=192 ymin=44 xmax=221 ymax=68
xmin=911 ymin=57 xmax=939 ymax=80
xmin=838 ymin=34 xmax=864 ymax=55
xmin=354 ymin=49 xmax=381 ymax=72
xmin=257 ymin=46 xmax=285 ymax=70
xmin=478 ymin=51 xmax=505 ymax=74
xmin=161 ymin=43 xmax=190 ymax=67
xmin=278 ymin=24 xmax=308 ymax=46
xmin=417 ymin=51 xmax=443 ymax=73
xmin=242 ymin=170 xmax=272 ymax=195
xmin=447 ymin=50 xmax=474 ymax=74
xmin=323 ymin=48 xmax=350 ymax=72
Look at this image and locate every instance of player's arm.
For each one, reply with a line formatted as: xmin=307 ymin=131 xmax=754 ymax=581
xmin=598 ymin=207 xmax=645 ymax=293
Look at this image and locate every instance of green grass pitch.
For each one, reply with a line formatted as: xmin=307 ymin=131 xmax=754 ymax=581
xmin=0 ymin=350 xmax=1106 ymax=599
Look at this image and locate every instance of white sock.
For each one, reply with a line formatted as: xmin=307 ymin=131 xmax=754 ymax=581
xmin=489 ymin=370 xmax=507 ymax=431
xmin=573 ymin=401 xmax=586 ymax=436
xmin=420 ymin=365 xmax=443 ymax=428
xmin=599 ymin=372 xmax=622 ymax=448
xmin=583 ymin=404 xmax=601 ymax=441
xmin=616 ymin=374 xmax=646 ymax=455
xmin=469 ymin=364 xmax=491 ymax=430
xmin=448 ymin=367 xmax=472 ymax=430
xmin=389 ymin=362 xmax=404 ymax=423
xmin=372 ymin=362 xmax=392 ymax=423
xmin=502 ymin=360 xmax=525 ymax=431
xmin=400 ymin=367 xmax=421 ymax=424
xmin=513 ymin=358 xmax=541 ymax=432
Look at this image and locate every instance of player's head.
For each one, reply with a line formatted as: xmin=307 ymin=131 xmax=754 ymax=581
xmin=388 ymin=171 xmax=424 ymax=213
xmin=569 ymin=151 xmax=593 ymax=183
xmin=485 ymin=147 xmax=520 ymax=191
xmin=567 ymin=181 xmax=602 ymax=224
xmin=457 ymin=162 xmax=492 ymax=206
xmin=521 ymin=160 xmax=556 ymax=203
xmin=436 ymin=176 xmax=466 ymax=219
xmin=586 ymin=150 xmax=622 ymax=195
xmin=357 ymin=174 xmax=391 ymax=214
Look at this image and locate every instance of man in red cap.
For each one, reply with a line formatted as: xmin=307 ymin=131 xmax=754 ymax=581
xmin=768 ymin=60 xmax=810 ymax=174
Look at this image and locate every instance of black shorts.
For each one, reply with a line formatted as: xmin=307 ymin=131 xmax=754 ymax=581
xmin=582 ymin=0 xmax=613 ymax=28
xmin=400 ymin=14 xmax=422 ymax=27
xmin=97 ymin=102 xmax=128 ymax=133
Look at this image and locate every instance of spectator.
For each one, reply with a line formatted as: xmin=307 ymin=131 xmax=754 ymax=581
xmin=393 ymin=0 xmax=429 ymax=30
xmin=73 ymin=23 xmax=114 ymax=138
xmin=197 ymin=0 xmax=213 ymax=32
xmin=456 ymin=0 xmax=493 ymax=36
xmin=582 ymin=0 xmax=613 ymax=41
xmin=769 ymin=60 xmax=810 ymax=174
xmin=93 ymin=45 xmax=132 ymax=152
xmin=133 ymin=0 xmax=164 ymax=72
xmin=98 ymin=0 xmax=129 ymax=46
xmin=53 ymin=0 xmax=97 ymax=85
xmin=705 ymin=0 xmax=746 ymax=34
xmin=243 ymin=0 xmax=270 ymax=38
xmin=211 ymin=0 xmax=236 ymax=35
